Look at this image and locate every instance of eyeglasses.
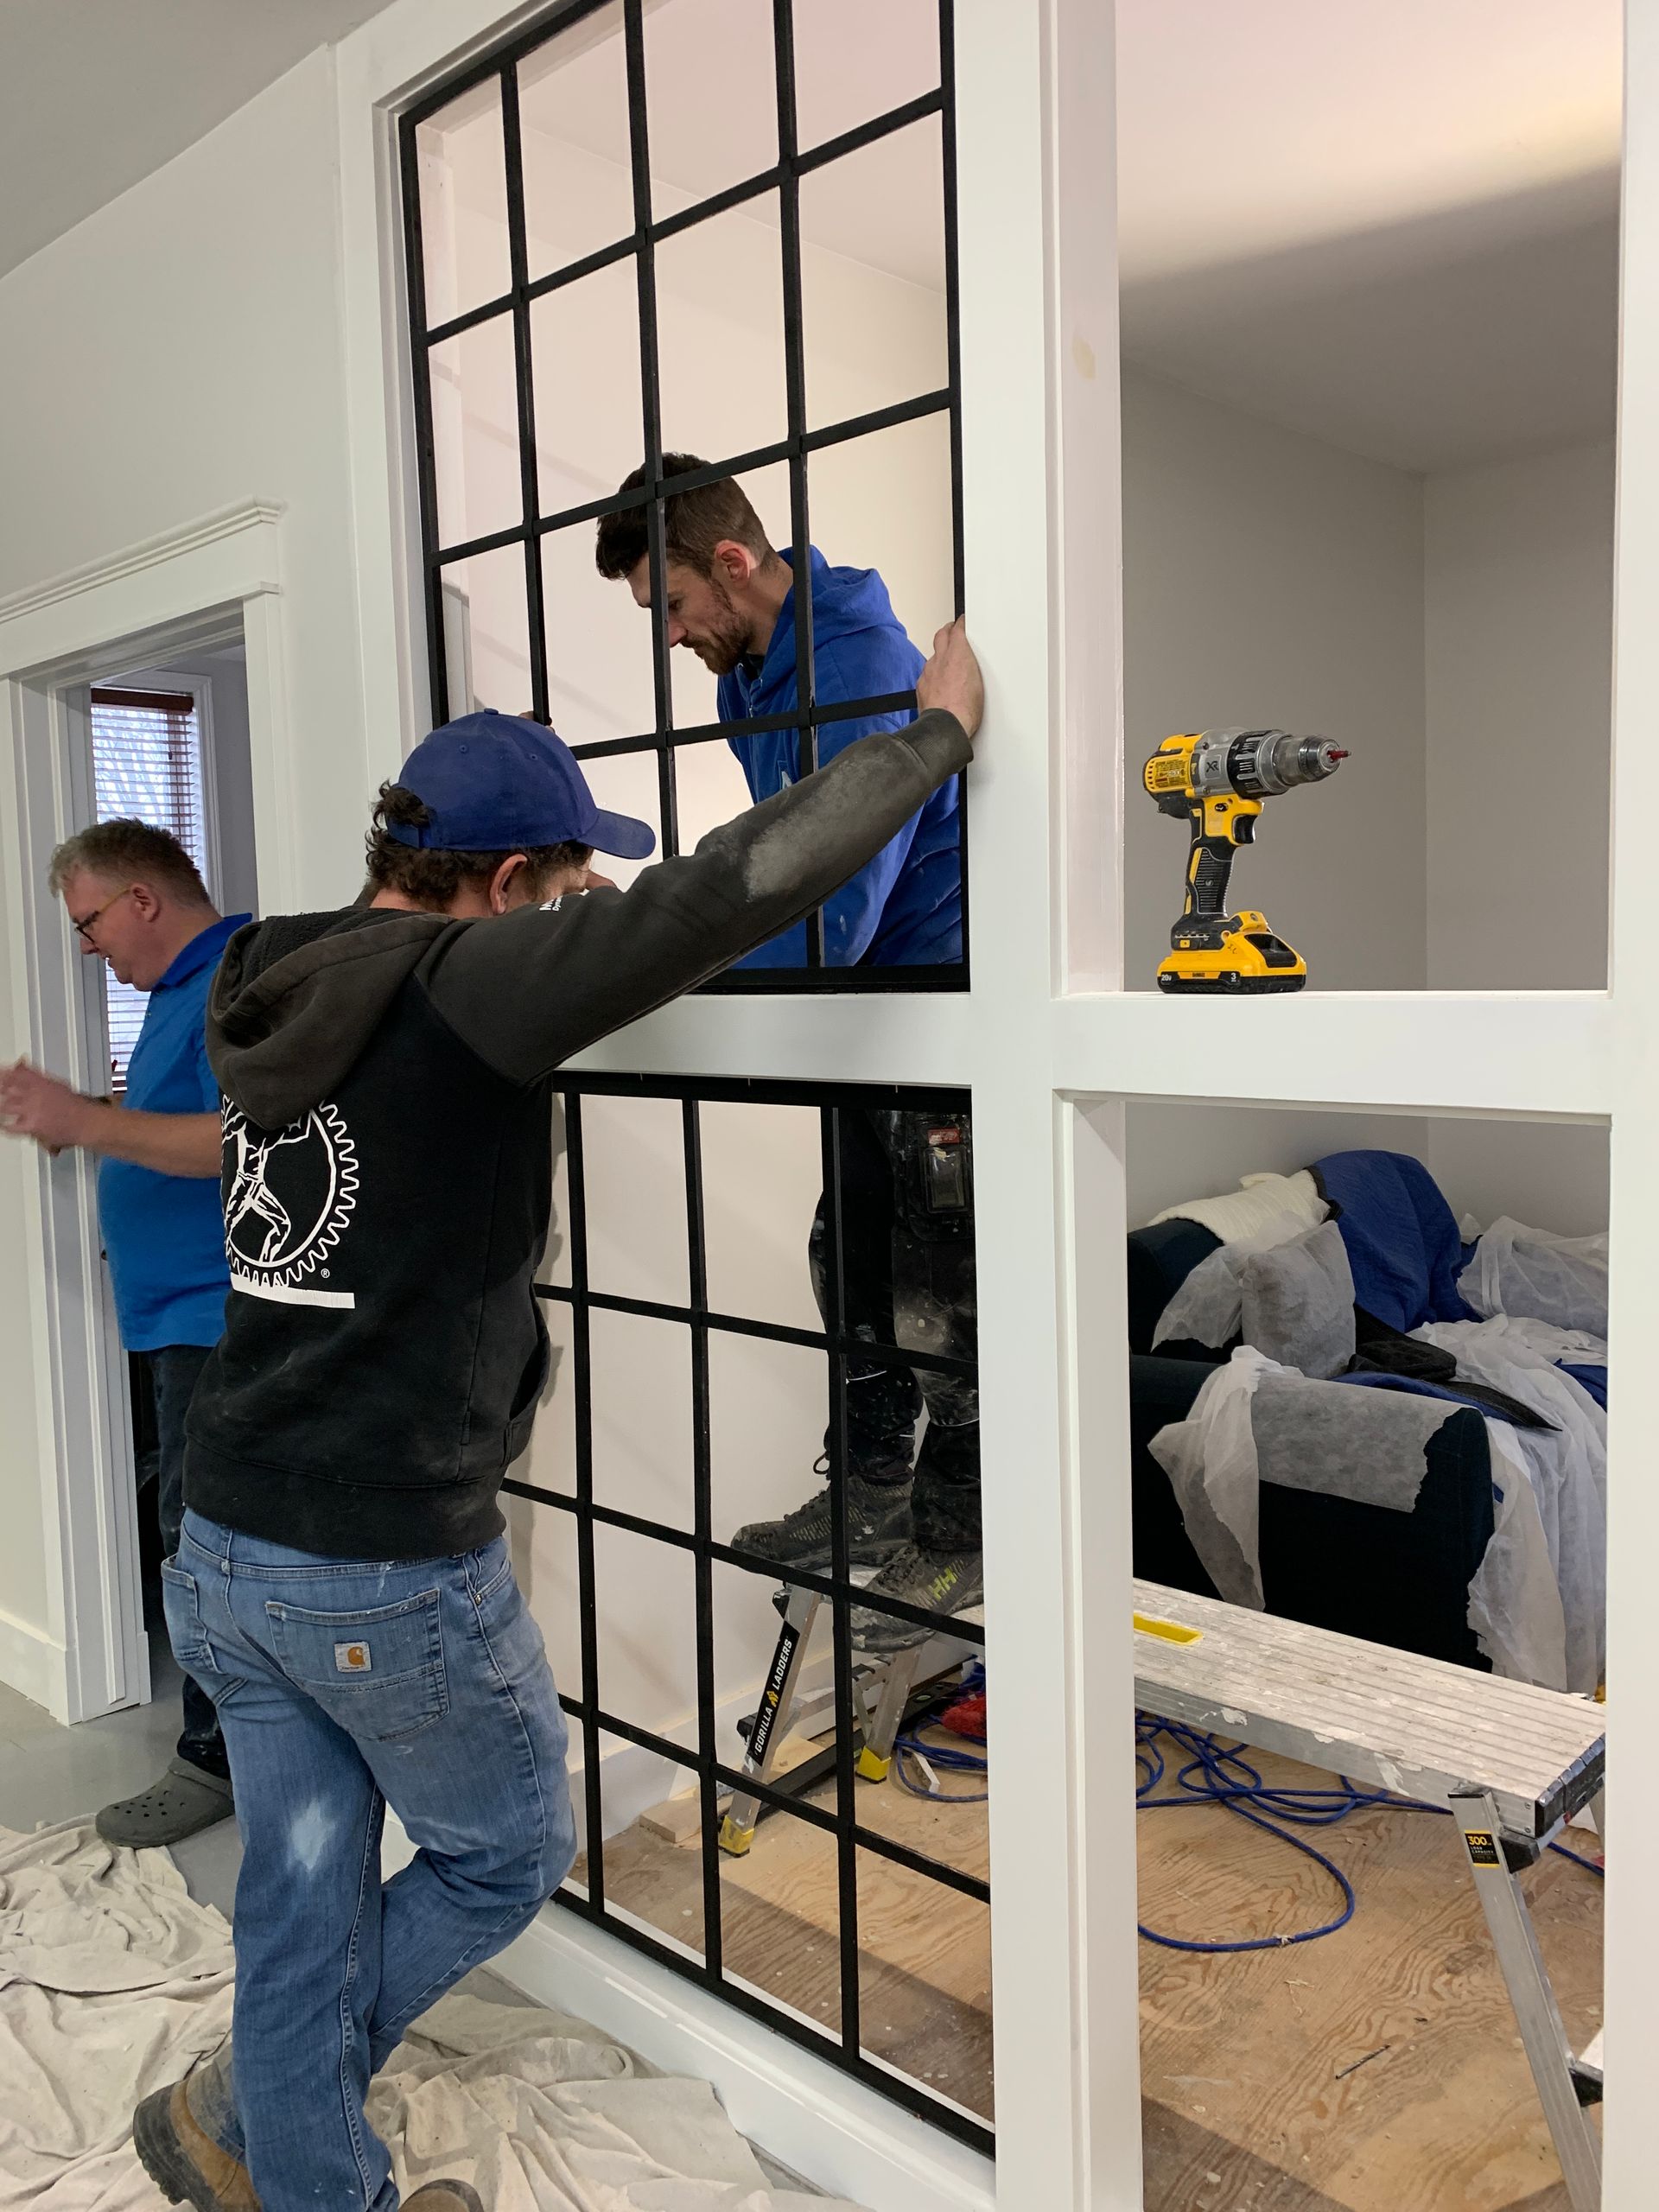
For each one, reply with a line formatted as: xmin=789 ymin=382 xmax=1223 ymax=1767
xmin=68 ymin=884 xmax=136 ymax=944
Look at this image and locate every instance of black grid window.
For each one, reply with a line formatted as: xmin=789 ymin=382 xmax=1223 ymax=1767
xmin=505 ymin=1076 xmax=990 ymax=2148
xmin=401 ymin=0 xmax=966 ymax=988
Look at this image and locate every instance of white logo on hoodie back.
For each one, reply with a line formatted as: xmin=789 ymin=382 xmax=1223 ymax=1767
xmin=224 ymin=1101 xmax=359 ymax=1310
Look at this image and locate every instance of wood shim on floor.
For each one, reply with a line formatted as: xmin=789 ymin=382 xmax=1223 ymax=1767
xmin=577 ymin=1730 xmax=1601 ymax=2211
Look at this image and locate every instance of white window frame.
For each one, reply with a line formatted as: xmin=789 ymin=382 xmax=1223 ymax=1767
xmin=335 ymin=3 xmax=1649 ymax=2206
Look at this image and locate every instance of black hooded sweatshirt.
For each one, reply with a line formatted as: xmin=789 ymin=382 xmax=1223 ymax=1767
xmin=184 ymin=709 xmax=972 ymax=1560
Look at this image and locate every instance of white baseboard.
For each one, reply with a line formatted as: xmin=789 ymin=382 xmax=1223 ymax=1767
xmin=0 ymin=1603 xmax=68 ymax=1720
xmin=493 ymin=1901 xmax=997 ymax=2212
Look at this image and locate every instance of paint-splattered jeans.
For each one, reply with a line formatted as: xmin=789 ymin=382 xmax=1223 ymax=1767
xmin=165 ymin=1508 xmax=576 ymax=2212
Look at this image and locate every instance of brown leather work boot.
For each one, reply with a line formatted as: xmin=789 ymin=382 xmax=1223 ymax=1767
xmin=131 ymin=2069 xmax=259 ymax=2211
xmin=404 ymin=2186 xmax=484 ymax=2212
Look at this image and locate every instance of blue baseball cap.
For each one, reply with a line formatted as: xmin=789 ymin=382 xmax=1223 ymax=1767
xmin=386 ymin=709 xmax=657 ymax=860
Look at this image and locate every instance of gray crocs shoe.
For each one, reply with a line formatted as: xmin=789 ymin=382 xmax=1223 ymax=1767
xmin=97 ymin=1758 xmax=234 ymax=1847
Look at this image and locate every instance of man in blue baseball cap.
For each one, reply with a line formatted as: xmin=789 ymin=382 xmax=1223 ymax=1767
xmin=134 ymin=633 xmax=982 ymax=2212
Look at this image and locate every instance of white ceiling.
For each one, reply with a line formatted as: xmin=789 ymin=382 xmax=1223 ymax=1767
xmin=0 ymin=0 xmax=391 ymax=281
xmin=1116 ymin=0 xmax=1624 ymax=472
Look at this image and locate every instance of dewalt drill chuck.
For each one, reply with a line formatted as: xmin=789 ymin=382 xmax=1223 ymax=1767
xmin=1143 ymin=728 xmax=1348 ymax=994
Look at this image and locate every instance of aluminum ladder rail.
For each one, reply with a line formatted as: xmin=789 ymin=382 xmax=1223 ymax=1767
xmin=718 ymin=1584 xmax=983 ymax=1856
xmin=1133 ymin=1577 xmax=1606 ymax=2211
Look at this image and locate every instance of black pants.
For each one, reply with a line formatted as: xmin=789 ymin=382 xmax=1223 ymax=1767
xmin=809 ymin=1109 xmax=980 ymax=1548
xmin=149 ymin=1343 xmax=231 ymax=1781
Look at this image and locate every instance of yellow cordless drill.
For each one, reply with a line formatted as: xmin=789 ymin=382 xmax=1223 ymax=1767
xmin=1144 ymin=729 xmax=1347 ymax=993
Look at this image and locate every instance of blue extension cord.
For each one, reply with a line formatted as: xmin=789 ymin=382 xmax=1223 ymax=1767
xmin=892 ymin=1670 xmax=1602 ymax=1953
xmin=892 ymin=1661 xmax=988 ymax=1802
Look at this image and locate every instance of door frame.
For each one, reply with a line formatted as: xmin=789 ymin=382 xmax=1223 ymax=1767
xmin=0 ymin=499 xmax=289 ymax=1723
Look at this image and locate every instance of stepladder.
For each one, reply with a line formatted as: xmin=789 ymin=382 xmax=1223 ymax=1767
xmin=1132 ymin=1578 xmax=1605 ymax=2211
xmin=718 ymin=1580 xmax=984 ymax=1856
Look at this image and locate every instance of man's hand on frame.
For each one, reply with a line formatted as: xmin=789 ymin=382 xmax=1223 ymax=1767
xmin=915 ymin=618 xmax=984 ymax=742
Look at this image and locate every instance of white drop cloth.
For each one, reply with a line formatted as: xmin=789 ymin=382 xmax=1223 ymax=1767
xmin=1148 ymin=1169 xmax=1327 ymax=1249
xmin=1144 ymin=1350 xmax=1584 ymax=1693
xmin=1153 ymin=1217 xmax=1354 ymax=1374
xmin=1414 ymin=1316 xmax=1608 ymax=1694
xmin=1459 ymin=1218 xmax=1609 ymax=1338
xmin=0 ymin=1820 xmax=855 ymax=2212
xmin=1147 ymin=1348 xmax=1275 ymax=1608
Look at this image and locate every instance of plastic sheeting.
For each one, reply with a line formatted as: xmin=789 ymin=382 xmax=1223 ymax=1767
xmin=1459 ymin=1217 xmax=1610 ymax=1338
xmin=1146 ymin=1346 xmax=1577 ymax=1691
xmin=1242 ymin=1222 xmax=1357 ymax=1379
xmin=1154 ymin=1218 xmax=1356 ymax=1378
xmin=1147 ymin=1347 xmax=1274 ymax=1607
xmin=1149 ymin=1168 xmax=1327 ymax=1249
xmin=1416 ymin=1317 xmax=1607 ymax=1694
xmin=1250 ymin=1372 xmax=1447 ymax=1506
xmin=1470 ymin=1421 xmax=1570 ymax=1691
xmin=1148 ymin=1351 xmax=1455 ymax=1611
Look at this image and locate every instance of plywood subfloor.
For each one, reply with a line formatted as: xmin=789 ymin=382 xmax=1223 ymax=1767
xmin=577 ymin=1731 xmax=1602 ymax=2211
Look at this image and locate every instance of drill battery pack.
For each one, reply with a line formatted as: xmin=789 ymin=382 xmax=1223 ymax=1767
xmin=1154 ymin=908 xmax=1306 ymax=995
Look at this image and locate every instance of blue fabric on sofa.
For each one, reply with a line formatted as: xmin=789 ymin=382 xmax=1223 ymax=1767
xmin=1313 ymin=1149 xmax=1480 ymax=1332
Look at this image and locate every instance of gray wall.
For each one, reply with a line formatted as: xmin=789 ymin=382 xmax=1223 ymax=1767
xmin=1120 ymin=366 xmax=1428 ymax=995
xmin=1425 ymin=440 xmax=1614 ymax=993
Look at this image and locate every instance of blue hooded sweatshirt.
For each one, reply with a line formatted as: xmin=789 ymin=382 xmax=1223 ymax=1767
xmin=716 ymin=548 xmax=962 ymax=968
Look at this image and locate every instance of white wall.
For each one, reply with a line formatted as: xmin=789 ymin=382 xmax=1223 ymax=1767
xmin=1425 ymin=439 xmax=1614 ymax=992
xmin=1125 ymin=1103 xmax=1431 ymax=1228
xmin=0 ymin=51 xmax=366 ymax=1656
xmin=1120 ymin=366 xmax=1428 ymax=995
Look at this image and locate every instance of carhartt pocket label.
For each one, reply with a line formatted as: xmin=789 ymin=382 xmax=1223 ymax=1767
xmin=334 ymin=1641 xmax=372 ymax=1674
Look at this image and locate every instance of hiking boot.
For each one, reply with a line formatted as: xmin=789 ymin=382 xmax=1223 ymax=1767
xmin=132 ymin=2063 xmax=257 ymax=2212
xmin=732 ymin=1466 xmax=912 ymax=1573
xmin=404 ymin=2185 xmax=485 ymax=2212
xmin=98 ymin=1758 xmax=234 ymax=1848
xmin=849 ymin=1542 xmax=984 ymax=1653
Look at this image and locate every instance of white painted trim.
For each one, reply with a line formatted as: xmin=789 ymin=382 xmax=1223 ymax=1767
xmin=1052 ymin=991 xmax=1615 ymax=1119
xmin=0 ymin=502 xmax=284 ymax=629
xmin=493 ymin=1904 xmax=997 ymax=2212
xmin=0 ymin=504 xmax=294 ymax=1723
xmin=1598 ymin=2 xmax=1657 ymax=2197
xmin=0 ymin=1602 xmax=69 ymax=1722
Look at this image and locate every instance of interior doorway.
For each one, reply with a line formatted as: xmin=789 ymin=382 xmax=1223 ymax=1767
xmin=54 ymin=637 xmax=259 ymax=1666
xmin=8 ymin=596 xmax=263 ymax=1724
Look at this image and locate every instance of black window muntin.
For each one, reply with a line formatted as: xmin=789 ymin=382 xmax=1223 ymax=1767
xmin=398 ymin=0 xmax=968 ymax=989
xmin=505 ymin=1071 xmax=989 ymax=2151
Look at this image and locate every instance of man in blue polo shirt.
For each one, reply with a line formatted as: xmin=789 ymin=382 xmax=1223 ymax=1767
xmin=0 ymin=819 xmax=248 ymax=1843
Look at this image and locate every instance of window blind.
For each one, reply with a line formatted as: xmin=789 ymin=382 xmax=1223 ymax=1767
xmin=88 ymin=688 xmax=207 ymax=1087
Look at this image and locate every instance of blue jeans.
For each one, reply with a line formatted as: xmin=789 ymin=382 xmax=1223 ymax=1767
xmin=147 ymin=1345 xmax=228 ymax=1779
xmin=164 ymin=1509 xmax=576 ymax=2212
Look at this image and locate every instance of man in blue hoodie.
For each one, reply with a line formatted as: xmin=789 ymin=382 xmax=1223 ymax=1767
xmin=596 ymin=465 xmax=980 ymax=1649
xmin=597 ymin=461 xmax=960 ymax=970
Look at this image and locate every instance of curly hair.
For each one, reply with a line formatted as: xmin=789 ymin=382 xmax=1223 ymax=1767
xmin=364 ymin=784 xmax=591 ymax=910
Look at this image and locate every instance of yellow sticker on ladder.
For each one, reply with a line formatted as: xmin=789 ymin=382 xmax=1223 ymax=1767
xmin=1133 ymin=1611 xmax=1203 ymax=1647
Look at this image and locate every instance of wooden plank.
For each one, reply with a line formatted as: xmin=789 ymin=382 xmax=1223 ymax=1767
xmin=1132 ymin=1580 xmax=1605 ymax=1836
xmin=570 ymin=1729 xmax=1601 ymax=2209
